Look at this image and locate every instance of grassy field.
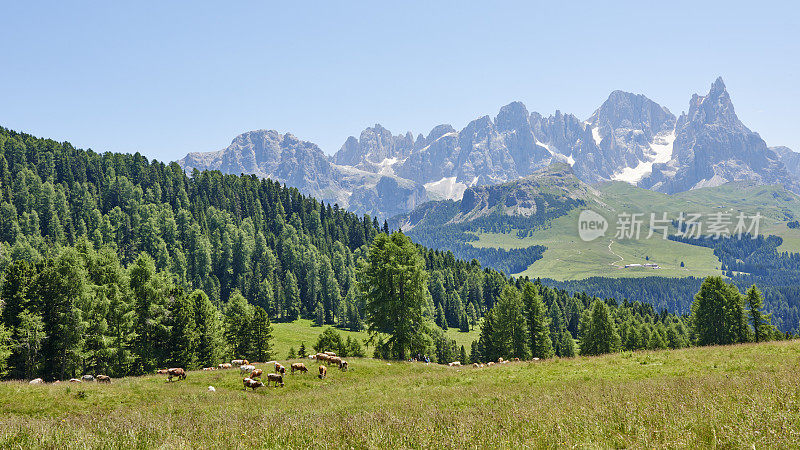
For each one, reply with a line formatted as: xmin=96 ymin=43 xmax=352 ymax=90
xmin=468 ymin=181 xmax=800 ymax=281
xmin=270 ymin=319 xmax=480 ymax=359
xmin=271 ymin=319 xmax=373 ymax=358
xmin=2 ymin=340 xmax=799 ymax=448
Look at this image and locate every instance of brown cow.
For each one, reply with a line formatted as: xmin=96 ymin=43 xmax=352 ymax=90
xmin=339 ymin=360 xmax=348 ymax=371
xmin=166 ymin=368 xmax=186 ymax=382
xmin=318 ymin=365 xmax=327 ymax=379
xmin=219 ymin=363 xmax=232 ymax=370
xmin=329 ymin=356 xmax=342 ymax=367
xmin=69 ymin=378 xmax=82 ymax=383
xmin=513 ymin=357 xmax=520 ymax=362
xmin=96 ymin=375 xmax=111 ymax=383
xmin=251 ymin=369 xmax=263 ymax=379
xmin=291 ymin=363 xmax=308 ymax=374
xmin=324 ymin=351 xmax=336 ymax=357
xmin=275 ymin=362 xmax=286 ymax=376
xmin=243 ymin=377 xmax=264 ymax=390
xmin=266 ymin=373 xmax=284 ymax=387
xmin=487 ymin=362 xmax=495 ymax=366
xmin=202 ymin=367 xmax=215 ymax=371
xmin=315 ymin=353 xmax=329 ymax=363
xmin=156 ymin=369 xmax=169 ymax=374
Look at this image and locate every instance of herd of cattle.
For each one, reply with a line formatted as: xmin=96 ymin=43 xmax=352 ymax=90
xmin=146 ymin=351 xmax=349 ymax=392
xmin=26 ymin=353 xmax=525 ymax=387
xmin=28 ymin=374 xmax=111 ymax=385
xmin=448 ymin=356 xmax=527 ymax=368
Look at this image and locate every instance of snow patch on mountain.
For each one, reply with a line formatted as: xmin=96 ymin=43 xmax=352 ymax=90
xmin=424 ymin=177 xmax=468 ymax=201
xmin=591 ymin=126 xmax=603 ymax=147
xmin=612 ymin=130 xmax=676 ymax=184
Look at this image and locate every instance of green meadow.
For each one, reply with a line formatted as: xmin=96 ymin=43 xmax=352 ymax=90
xmin=2 ymin=340 xmax=799 ymax=448
xmin=468 ymin=181 xmax=800 ymax=280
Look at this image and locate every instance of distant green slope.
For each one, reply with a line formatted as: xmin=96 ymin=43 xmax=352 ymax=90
xmin=396 ymin=164 xmax=800 ymax=281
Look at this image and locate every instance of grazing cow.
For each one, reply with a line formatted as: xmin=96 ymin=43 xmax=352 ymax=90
xmin=82 ymin=375 xmax=95 ymax=382
xmin=240 ymin=364 xmax=256 ymax=374
xmin=29 ymin=378 xmax=44 ymax=384
xmin=339 ymin=360 xmax=348 ymax=371
xmin=328 ymin=356 xmax=342 ymax=367
xmin=96 ymin=375 xmax=111 ymax=383
xmin=243 ymin=377 xmax=265 ymax=390
xmin=513 ymin=358 xmax=520 ymax=362
xmin=69 ymin=378 xmax=82 ymax=383
xmin=498 ymin=357 xmax=504 ymax=363
xmin=324 ymin=351 xmax=336 ymax=357
xmin=315 ymin=353 xmax=329 ymax=363
xmin=266 ymin=373 xmax=284 ymax=387
xmin=231 ymin=359 xmax=245 ymax=367
xmin=275 ymin=362 xmax=286 ymax=376
xmin=487 ymin=362 xmax=495 ymax=366
xmin=318 ymin=365 xmax=327 ymax=379
xmin=291 ymin=363 xmax=308 ymax=374
xmin=167 ymin=368 xmax=187 ymax=382
xmin=448 ymin=361 xmax=461 ymax=367
xmin=472 ymin=363 xmax=479 ymax=368
xmin=219 ymin=363 xmax=232 ymax=369
xmin=202 ymin=367 xmax=215 ymax=371
xmin=53 ymin=380 xmax=61 ymax=384
xmin=208 ymin=386 xmax=216 ymax=392
xmin=251 ymin=369 xmax=263 ymax=379
xmin=157 ymin=369 xmax=169 ymax=374
xmin=532 ymin=357 xmax=540 ymax=361
xmin=309 ymin=354 xmax=317 ymax=360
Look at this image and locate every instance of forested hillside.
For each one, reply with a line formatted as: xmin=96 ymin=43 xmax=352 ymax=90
xmin=0 ymin=126 xmax=789 ymax=382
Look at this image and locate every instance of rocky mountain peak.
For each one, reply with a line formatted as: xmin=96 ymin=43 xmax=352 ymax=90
xmin=495 ymin=101 xmax=530 ymax=132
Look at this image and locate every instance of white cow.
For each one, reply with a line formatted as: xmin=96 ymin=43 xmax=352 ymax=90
xmin=239 ymin=364 xmax=256 ymax=374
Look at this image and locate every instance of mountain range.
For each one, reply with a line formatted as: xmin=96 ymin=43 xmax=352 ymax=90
xmin=179 ymin=77 xmax=799 ymax=218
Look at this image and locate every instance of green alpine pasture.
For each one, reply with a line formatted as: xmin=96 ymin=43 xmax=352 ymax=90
xmin=469 ymin=181 xmax=800 ymax=280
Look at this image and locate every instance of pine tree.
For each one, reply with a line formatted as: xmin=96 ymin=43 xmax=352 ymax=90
xmin=459 ymin=345 xmax=467 ymax=364
xmin=579 ymin=301 xmax=620 ymax=356
xmin=691 ymin=277 xmax=749 ymax=346
xmin=168 ymin=290 xmax=197 ymax=369
xmin=523 ymin=283 xmax=553 ymax=359
xmin=287 ymin=347 xmax=296 ymax=359
xmin=250 ymin=306 xmax=273 ymax=362
xmin=745 ymin=285 xmax=771 ymax=343
xmin=298 ymin=342 xmax=307 ymax=358
xmin=558 ymin=330 xmax=575 ymax=357
xmin=0 ymin=324 xmax=11 ymax=378
xmin=37 ymin=249 xmax=87 ymax=380
xmin=192 ymin=290 xmax=225 ymax=368
xmin=224 ymin=291 xmax=253 ymax=359
xmin=493 ymin=286 xmax=530 ymax=360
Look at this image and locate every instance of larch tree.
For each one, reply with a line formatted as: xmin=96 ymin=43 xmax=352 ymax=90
xmin=359 ymin=232 xmax=428 ymax=361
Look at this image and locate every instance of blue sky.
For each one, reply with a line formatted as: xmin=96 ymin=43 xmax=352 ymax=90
xmin=1 ymin=1 xmax=798 ymax=161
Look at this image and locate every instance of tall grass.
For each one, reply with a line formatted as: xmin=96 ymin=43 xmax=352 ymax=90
xmin=1 ymin=341 xmax=799 ymax=448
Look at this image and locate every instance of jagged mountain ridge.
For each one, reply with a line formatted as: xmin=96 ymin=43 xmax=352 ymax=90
xmin=179 ymin=78 xmax=799 ymax=217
